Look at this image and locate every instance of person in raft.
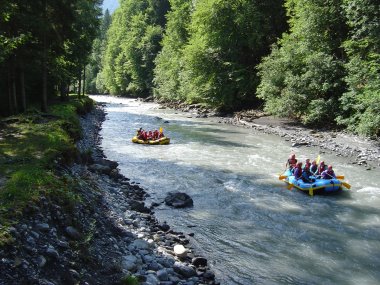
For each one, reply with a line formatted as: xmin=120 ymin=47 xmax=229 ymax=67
xmin=310 ymin=160 xmax=318 ymax=175
xmin=318 ymin=161 xmax=327 ymax=175
xmin=293 ymin=162 xmax=303 ymax=180
xmin=303 ymin=158 xmax=311 ymax=170
xmin=286 ymin=153 xmax=298 ymax=171
xmin=301 ymin=164 xmax=315 ymax=183
xmin=321 ymin=165 xmax=336 ymax=179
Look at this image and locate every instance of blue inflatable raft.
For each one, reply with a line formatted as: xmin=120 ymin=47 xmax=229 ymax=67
xmin=280 ymin=169 xmax=350 ymax=196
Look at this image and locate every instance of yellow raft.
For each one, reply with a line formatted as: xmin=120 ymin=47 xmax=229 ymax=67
xmin=132 ymin=136 xmax=170 ymax=145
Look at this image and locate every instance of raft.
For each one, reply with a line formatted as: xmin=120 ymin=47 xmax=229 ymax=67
xmin=280 ymin=169 xmax=349 ymax=196
xmin=132 ymin=136 xmax=170 ymax=145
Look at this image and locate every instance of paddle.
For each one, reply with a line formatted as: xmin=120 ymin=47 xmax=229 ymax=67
xmin=287 ymin=183 xmax=293 ymax=190
xmin=279 ymin=174 xmax=287 ymax=180
xmin=336 ymin=175 xmax=344 ymax=180
xmin=341 ymin=181 xmax=351 ymax=189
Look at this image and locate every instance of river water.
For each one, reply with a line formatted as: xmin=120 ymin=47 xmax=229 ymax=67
xmin=91 ymin=96 xmax=380 ymax=285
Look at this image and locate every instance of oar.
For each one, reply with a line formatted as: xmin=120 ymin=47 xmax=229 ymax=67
xmin=279 ymin=174 xmax=287 ymax=180
xmin=341 ymin=181 xmax=351 ymax=189
xmin=287 ymin=183 xmax=293 ymax=190
xmin=336 ymin=175 xmax=344 ymax=180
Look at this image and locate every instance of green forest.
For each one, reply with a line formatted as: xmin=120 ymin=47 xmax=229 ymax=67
xmin=1 ymin=0 xmax=379 ymax=137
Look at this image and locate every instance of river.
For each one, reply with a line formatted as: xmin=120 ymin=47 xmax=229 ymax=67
xmin=91 ymin=95 xmax=380 ymax=285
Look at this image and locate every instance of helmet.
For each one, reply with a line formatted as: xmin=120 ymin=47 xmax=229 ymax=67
xmin=291 ymin=154 xmax=296 ymax=159
xmin=320 ymin=161 xmax=325 ymax=165
xmin=297 ymin=162 xmax=302 ymax=167
xmin=328 ymin=165 xmax=333 ymax=170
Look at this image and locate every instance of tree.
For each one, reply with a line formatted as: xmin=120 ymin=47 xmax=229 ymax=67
xmin=100 ymin=0 xmax=169 ymax=96
xmin=175 ymin=0 xmax=287 ymax=111
xmin=0 ymin=0 xmax=102 ymax=115
xmin=86 ymin=9 xmax=112 ymax=94
xmin=154 ymin=0 xmax=192 ymax=101
xmin=338 ymin=0 xmax=380 ymax=137
xmin=257 ymin=0 xmax=348 ymax=126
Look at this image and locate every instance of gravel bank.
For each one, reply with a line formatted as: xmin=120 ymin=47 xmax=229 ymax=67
xmin=0 ymin=105 xmax=217 ymax=285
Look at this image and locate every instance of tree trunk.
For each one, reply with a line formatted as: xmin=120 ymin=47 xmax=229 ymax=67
xmin=41 ymin=0 xmax=48 ymax=112
xmin=8 ymin=71 xmax=14 ymax=115
xmin=20 ymin=61 xmax=26 ymax=112
xmin=11 ymin=68 xmax=18 ymax=114
xmin=82 ymin=65 xmax=86 ymax=96
xmin=42 ymin=41 xmax=48 ymax=112
xmin=77 ymin=71 xmax=82 ymax=98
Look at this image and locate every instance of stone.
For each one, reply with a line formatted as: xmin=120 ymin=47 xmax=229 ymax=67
xmin=65 ymin=226 xmax=81 ymax=240
xmin=46 ymin=246 xmax=59 ymax=260
xmin=164 ymin=192 xmax=193 ymax=208
xmin=122 ymin=255 xmax=138 ymax=272
xmin=173 ymin=262 xmax=197 ymax=278
xmin=36 ymin=223 xmax=50 ymax=232
xmin=130 ymin=239 xmax=151 ymax=250
xmin=192 ymin=257 xmax=207 ymax=267
xmin=37 ymin=256 xmax=47 ymax=268
xmin=157 ymin=269 xmax=169 ymax=281
xmin=173 ymin=244 xmax=187 ymax=258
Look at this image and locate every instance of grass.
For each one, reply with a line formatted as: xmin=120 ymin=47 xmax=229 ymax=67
xmin=0 ymin=96 xmax=93 ymax=246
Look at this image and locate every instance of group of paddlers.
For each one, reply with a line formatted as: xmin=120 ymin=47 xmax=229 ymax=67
xmin=286 ymin=153 xmax=336 ymax=183
xmin=136 ymin=127 xmax=165 ymax=141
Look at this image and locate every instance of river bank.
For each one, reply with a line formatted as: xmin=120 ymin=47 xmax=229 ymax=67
xmin=0 ymin=103 xmax=217 ymax=285
xmin=157 ymin=100 xmax=379 ymax=170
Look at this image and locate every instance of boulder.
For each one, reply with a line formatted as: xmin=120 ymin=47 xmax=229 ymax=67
xmin=164 ymin=192 xmax=193 ymax=208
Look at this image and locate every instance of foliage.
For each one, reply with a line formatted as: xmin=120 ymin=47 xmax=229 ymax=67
xmin=153 ymin=0 xmax=192 ymax=101
xmin=0 ymin=97 xmax=91 ymax=246
xmin=175 ymin=0 xmax=287 ymax=111
xmin=86 ymin=9 xmax=112 ymax=94
xmin=257 ymin=0 xmax=347 ymax=125
xmin=100 ymin=0 xmax=169 ymax=96
xmin=337 ymin=0 xmax=380 ymax=137
xmin=121 ymin=275 xmax=140 ymax=285
xmin=0 ymin=0 xmax=102 ymax=116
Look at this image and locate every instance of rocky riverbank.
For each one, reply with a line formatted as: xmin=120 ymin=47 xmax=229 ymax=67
xmin=157 ymin=100 xmax=379 ymax=170
xmin=0 ymin=104 xmax=217 ymax=285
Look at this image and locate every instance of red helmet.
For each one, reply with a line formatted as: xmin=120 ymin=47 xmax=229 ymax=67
xmin=328 ymin=165 xmax=333 ymax=170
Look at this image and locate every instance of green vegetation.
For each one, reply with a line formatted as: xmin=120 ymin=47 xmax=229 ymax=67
xmin=257 ymin=0 xmax=347 ymax=126
xmin=0 ymin=97 xmax=93 ymax=246
xmin=337 ymin=0 xmax=380 ymax=137
xmin=85 ymin=0 xmax=379 ymax=137
xmin=0 ymin=0 xmax=101 ymax=115
xmin=121 ymin=275 xmax=140 ymax=285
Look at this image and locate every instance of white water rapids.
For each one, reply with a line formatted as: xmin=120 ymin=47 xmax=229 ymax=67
xmin=91 ymin=96 xmax=380 ymax=285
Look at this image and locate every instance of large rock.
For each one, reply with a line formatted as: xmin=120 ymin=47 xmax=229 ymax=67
xmin=65 ymin=226 xmax=81 ymax=240
xmin=173 ymin=244 xmax=187 ymax=258
xmin=164 ymin=192 xmax=193 ymax=208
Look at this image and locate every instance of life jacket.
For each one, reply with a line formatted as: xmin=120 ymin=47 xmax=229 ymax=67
xmin=293 ymin=167 xmax=302 ymax=179
xmin=318 ymin=164 xmax=326 ymax=175
xmin=322 ymin=169 xmax=335 ymax=179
